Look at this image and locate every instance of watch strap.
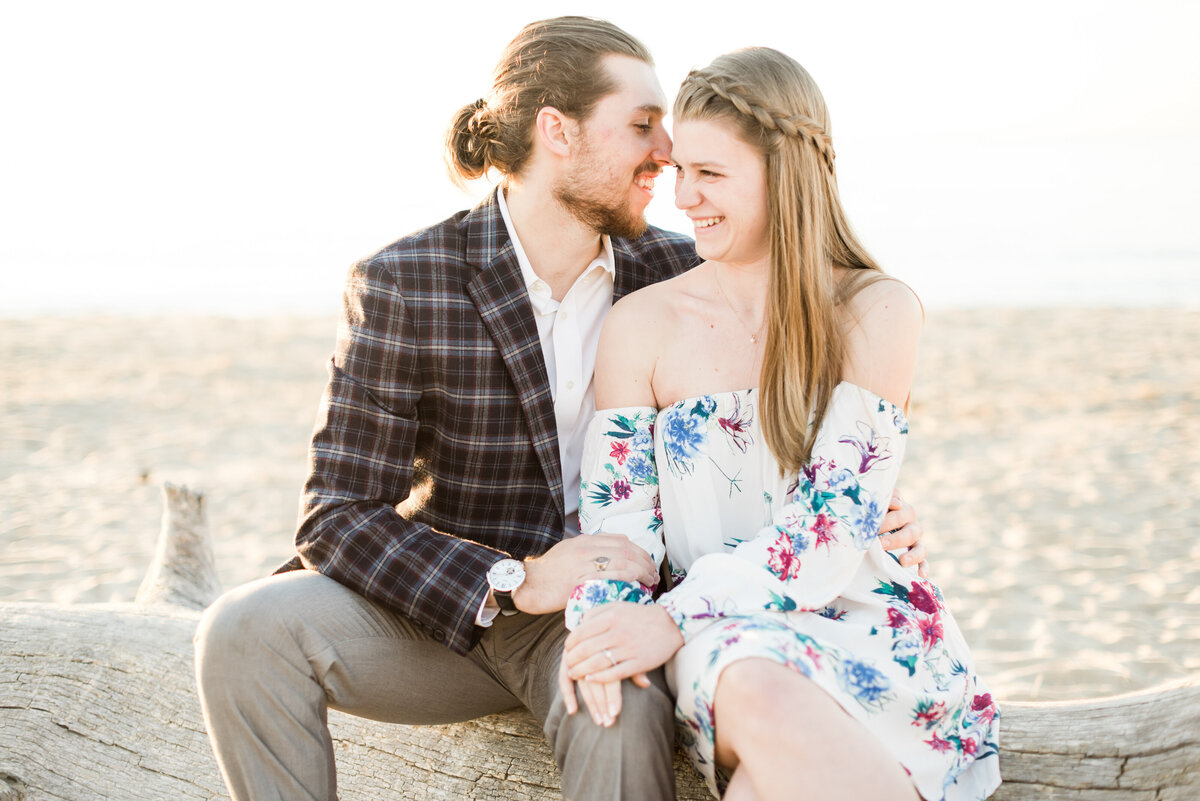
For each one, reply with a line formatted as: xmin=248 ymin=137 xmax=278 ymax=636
xmin=493 ymin=589 xmax=518 ymax=612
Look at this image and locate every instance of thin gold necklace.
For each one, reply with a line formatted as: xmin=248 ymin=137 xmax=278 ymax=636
xmin=713 ymin=266 xmax=766 ymax=344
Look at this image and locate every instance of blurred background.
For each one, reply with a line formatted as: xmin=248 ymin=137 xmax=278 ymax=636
xmin=2 ymin=0 xmax=1197 ymax=313
xmin=2 ymin=1 xmax=1198 ymax=703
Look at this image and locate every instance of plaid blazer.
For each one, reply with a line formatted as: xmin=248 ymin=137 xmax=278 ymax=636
xmin=288 ymin=192 xmax=699 ymax=654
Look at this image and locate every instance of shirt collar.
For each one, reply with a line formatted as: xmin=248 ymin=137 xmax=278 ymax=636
xmin=495 ymin=186 xmax=615 ymax=291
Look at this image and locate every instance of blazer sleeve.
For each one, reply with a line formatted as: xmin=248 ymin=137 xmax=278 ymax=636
xmin=295 ymin=257 xmax=506 ymax=654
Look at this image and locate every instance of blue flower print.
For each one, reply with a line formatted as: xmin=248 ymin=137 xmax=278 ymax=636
xmin=828 ymin=467 xmax=860 ymax=496
xmin=847 ymin=496 xmax=886 ymax=548
xmin=830 ymin=465 xmax=859 ymax=491
xmin=840 ymin=658 xmax=891 ymax=710
xmin=818 ymin=605 xmax=848 ymax=621
xmin=632 ymin=424 xmax=653 ymax=451
xmin=626 ymin=452 xmax=655 ymax=482
xmin=878 ymin=398 xmax=910 ymax=434
xmin=583 ymin=582 xmax=615 ymax=605
xmin=663 ymin=405 xmax=707 ymax=475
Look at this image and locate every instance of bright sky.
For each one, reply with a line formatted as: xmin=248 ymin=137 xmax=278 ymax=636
xmin=2 ymin=1 xmax=1198 ymax=313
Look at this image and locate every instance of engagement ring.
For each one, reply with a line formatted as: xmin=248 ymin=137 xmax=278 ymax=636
xmin=603 ymin=648 xmax=617 ymax=667
xmin=593 ymin=556 xmax=610 ymax=572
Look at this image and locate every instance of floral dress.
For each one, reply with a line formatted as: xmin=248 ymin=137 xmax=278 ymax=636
xmin=567 ymin=383 xmax=1000 ymax=801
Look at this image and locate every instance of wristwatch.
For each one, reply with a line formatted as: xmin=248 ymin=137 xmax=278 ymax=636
xmin=486 ymin=558 xmax=526 ymax=613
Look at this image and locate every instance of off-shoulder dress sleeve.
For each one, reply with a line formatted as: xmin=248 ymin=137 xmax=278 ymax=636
xmin=566 ymin=407 xmax=665 ymax=629
xmin=658 ymin=382 xmax=909 ymax=643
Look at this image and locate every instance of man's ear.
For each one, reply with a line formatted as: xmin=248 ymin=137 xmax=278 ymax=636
xmin=534 ymin=106 xmax=579 ymax=158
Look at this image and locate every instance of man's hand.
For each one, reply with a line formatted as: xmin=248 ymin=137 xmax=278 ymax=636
xmin=512 ymin=535 xmax=658 ymax=615
xmin=879 ymin=488 xmax=928 ymax=577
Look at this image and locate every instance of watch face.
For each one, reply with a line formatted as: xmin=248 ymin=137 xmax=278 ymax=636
xmin=488 ymin=559 xmax=525 ymax=592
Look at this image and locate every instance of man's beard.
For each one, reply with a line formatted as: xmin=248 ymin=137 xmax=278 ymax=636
xmin=554 ymin=142 xmax=655 ymax=240
xmin=554 ymin=181 xmax=648 ymax=240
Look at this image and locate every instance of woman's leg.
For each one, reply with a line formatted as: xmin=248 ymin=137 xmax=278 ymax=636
xmin=721 ymin=767 xmax=760 ymax=801
xmin=713 ymin=658 xmax=918 ymax=801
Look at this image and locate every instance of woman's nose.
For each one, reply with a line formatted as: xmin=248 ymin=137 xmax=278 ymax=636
xmin=674 ymin=173 xmax=698 ymax=210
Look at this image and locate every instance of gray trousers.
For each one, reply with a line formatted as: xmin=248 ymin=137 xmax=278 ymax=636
xmin=193 ymin=570 xmax=676 ymax=801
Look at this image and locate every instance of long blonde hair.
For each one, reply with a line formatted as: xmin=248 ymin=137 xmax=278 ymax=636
xmin=674 ymin=48 xmax=884 ymax=472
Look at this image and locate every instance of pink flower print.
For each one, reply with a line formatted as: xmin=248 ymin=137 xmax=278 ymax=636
xmin=912 ymin=700 xmax=946 ymax=729
xmin=972 ymin=693 xmax=998 ymax=723
xmin=781 ymin=509 xmax=807 ymax=531
xmin=838 ymin=420 xmax=892 ymax=474
xmin=925 ymin=734 xmax=953 ymax=753
xmin=611 ymin=480 xmax=632 ymax=501
xmin=962 ymin=737 xmax=978 ymax=756
xmin=812 ymin=513 xmax=837 ymax=549
xmin=886 ymin=607 xmax=911 ymax=631
xmin=919 ymin=615 xmax=944 ymax=649
xmin=800 ymin=457 xmax=830 ymax=489
xmin=804 ymin=644 xmax=823 ymax=669
xmin=718 ymin=630 xmax=742 ymax=650
xmin=767 ymin=530 xmax=803 ymax=580
xmin=609 ymin=440 xmax=630 ymax=465
xmin=717 ymin=393 xmax=754 ymax=453
xmin=908 ymin=581 xmax=940 ymax=614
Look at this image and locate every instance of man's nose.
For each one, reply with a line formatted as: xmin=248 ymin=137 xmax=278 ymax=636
xmin=651 ymin=128 xmax=672 ymax=166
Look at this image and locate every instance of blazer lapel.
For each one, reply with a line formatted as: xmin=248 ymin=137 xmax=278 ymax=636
xmin=611 ymin=237 xmax=663 ymax=302
xmin=464 ymin=196 xmax=564 ymax=527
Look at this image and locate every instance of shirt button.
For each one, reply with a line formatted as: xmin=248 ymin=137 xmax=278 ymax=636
xmin=566 ymin=380 xmax=575 ymax=390
xmin=559 ymin=311 xmax=569 ymax=320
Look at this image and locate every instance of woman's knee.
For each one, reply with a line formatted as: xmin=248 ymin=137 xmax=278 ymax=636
xmin=713 ymin=659 xmax=826 ymax=758
xmin=716 ymin=660 xmax=796 ymax=721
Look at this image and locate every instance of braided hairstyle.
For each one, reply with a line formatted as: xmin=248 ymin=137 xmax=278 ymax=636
xmin=674 ymin=48 xmax=884 ymax=472
xmin=445 ymin=17 xmax=652 ymax=185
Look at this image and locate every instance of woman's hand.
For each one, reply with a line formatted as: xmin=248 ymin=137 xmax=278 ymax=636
xmin=558 ymin=602 xmax=682 ymax=726
xmin=557 ymin=656 xmax=634 ymax=728
xmin=557 ymin=602 xmax=684 ymax=725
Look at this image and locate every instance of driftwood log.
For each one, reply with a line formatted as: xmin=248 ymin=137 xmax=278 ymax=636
xmin=1 ymin=486 xmax=1197 ymax=800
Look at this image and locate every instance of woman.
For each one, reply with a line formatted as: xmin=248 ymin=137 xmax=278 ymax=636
xmin=558 ymin=48 xmax=1000 ymax=800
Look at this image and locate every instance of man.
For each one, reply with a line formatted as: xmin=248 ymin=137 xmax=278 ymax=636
xmin=194 ymin=17 xmax=925 ymax=801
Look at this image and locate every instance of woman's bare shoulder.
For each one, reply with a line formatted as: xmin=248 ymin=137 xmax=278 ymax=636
xmin=603 ymin=265 xmax=706 ymax=338
xmin=840 ymin=275 xmax=923 ymax=410
xmin=843 ymin=274 xmax=923 ymax=328
xmin=595 ymin=269 xmax=704 ymax=409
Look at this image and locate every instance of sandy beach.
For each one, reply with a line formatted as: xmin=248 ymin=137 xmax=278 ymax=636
xmin=1 ymin=309 xmax=1197 ymax=703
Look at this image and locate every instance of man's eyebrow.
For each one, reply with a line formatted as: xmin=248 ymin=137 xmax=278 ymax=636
xmin=635 ymin=104 xmax=666 ymax=116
